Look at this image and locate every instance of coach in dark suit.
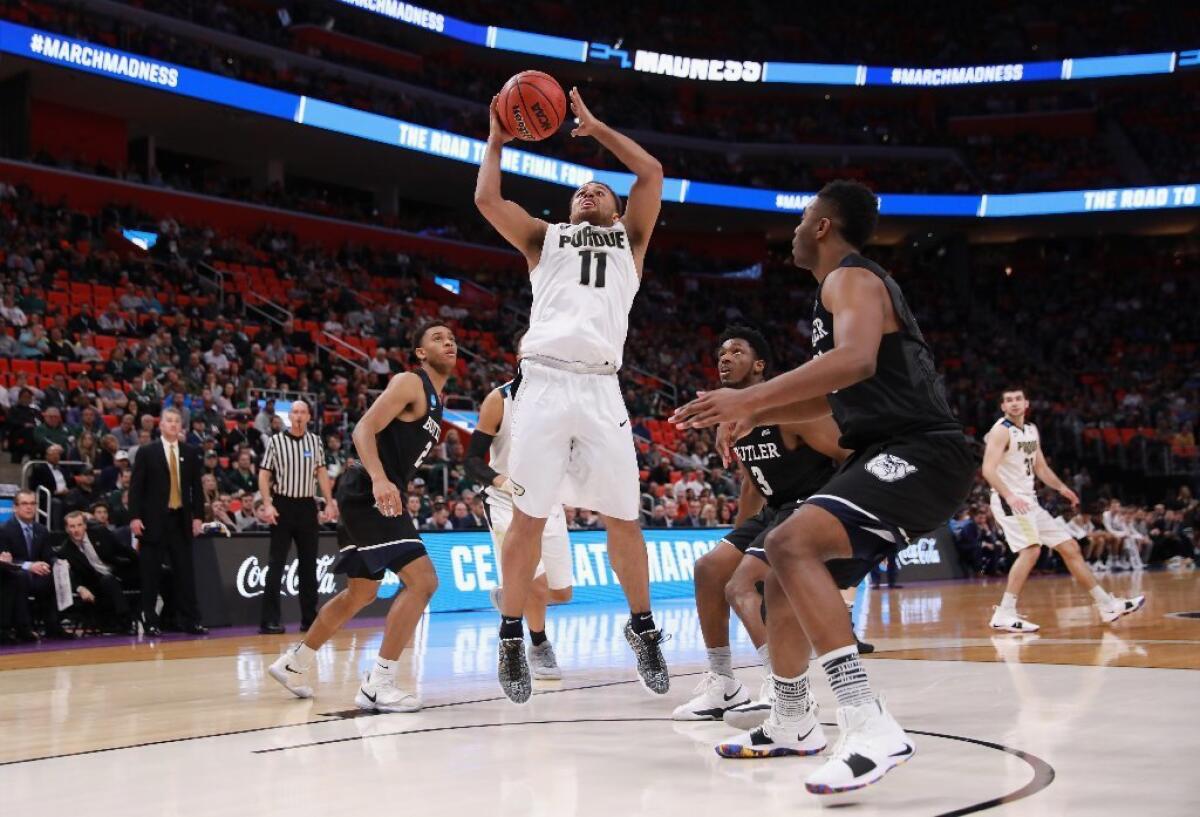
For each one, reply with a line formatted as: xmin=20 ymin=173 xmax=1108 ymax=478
xmin=0 ymin=490 xmax=74 ymax=641
xmin=57 ymin=511 xmax=137 ymax=633
xmin=129 ymin=407 xmax=208 ymax=636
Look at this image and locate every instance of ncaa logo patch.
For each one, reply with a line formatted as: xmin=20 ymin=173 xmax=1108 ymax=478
xmin=865 ymin=453 xmax=918 ymax=482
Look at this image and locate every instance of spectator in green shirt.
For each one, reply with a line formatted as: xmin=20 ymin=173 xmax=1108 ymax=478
xmin=34 ymin=407 xmax=73 ymax=455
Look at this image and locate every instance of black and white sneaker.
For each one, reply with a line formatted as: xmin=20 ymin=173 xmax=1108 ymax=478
xmin=267 ymin=645 xmax=313 ymax=699
xmin=498 ymin=637 xmax=532 ymax=704
xmin=805 ymin=697 xmax=915 ymax=794
xmin=722 ymin=677 xmax=773 ymax=730
xmin=715 ymin=707 xmax=826 ymax=758
xmin=623 ymin=619 xmax=670 ymax=695
xmin=671 ymin=672 xmax=749 ymax=720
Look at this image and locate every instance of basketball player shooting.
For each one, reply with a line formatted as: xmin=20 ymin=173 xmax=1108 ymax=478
xmin=474 ymin=87 xmax=670 ymax=703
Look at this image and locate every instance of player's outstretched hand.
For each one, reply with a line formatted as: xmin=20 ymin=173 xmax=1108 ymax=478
xmin=671 ymin=388 xmax=751 ymax=430
xmin=569 ymin=87 xmax=602 ymax=137
xmin=1059 ymin=487 xmax=1080 ymax=507
xmin=488 ymin=95 xmax=514 ymax=144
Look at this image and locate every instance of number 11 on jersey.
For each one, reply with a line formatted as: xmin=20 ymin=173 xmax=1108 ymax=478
xmin=578 ymin=250 xmax=607 ymax=288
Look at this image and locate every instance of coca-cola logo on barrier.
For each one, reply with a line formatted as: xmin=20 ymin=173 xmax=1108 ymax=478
xmin=896 ymin=536 xmax=942 ymax=567
xmin=236 ymin=554 xmax=339 ymax=598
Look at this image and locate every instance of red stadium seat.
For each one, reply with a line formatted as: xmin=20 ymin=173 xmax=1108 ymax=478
xmin=102 ymin=415 xmax=119 ymax=429
xmin=12 ymin=359 xmax=37 ymax=375
xmin=0 ymin=359 xmax=8 ymax=373
xmin=39 ymin=361 xmax=66 ymax=377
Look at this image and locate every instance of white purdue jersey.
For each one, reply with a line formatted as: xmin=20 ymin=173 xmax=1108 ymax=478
xmin=991 ymin=417 xmax=1040 ymax=499
xmin=521 ymin=221 xmax=640 ymax=369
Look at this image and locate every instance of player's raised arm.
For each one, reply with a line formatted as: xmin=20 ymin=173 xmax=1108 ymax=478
xmin=474 ymin=95 xmax=548 ymax=268
xmin=568 ymin=87 xmax=662 ymax=263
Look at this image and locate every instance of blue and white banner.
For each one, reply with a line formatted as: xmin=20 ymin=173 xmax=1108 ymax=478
xmin=330 ymin=0 xmax=1192 ymax=88
xmin=3 ymin=21 xmax=1198 ymax=219
xmin=203 ymin=528 xmax=731 ymax=625
xmin=428 ymin=528 xmax=728 ymax=611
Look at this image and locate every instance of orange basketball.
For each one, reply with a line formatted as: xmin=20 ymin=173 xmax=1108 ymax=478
xmin=498 ymin=71 xmax=567 ymax=142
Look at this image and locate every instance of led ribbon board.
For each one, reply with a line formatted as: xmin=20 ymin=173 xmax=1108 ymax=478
xmin=2 ymin=22 xmax=1197 ymax=218
xmin=332 ymin=1 xmax=1189 ymax=87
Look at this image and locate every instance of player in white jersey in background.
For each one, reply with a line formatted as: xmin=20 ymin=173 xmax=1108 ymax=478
xmin=983 ymin=387 xmax=1145 ymax=632
xmin=475 ymin=87 xmax=669 ymax=703
xmin=466 ymin=356 xmax=574 ymax=680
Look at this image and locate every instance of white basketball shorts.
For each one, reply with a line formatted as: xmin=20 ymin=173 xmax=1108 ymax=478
xmin=486 ymin=495 xmax=574 ymax=590
xmin=508 ymin=360 xmax=641 ymax=521
xmin=990 ymin=492 xmax=1073 ymax=552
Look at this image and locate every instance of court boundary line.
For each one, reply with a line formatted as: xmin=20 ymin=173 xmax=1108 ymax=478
xmin=252 ymin=714 xmax=1055 ymax=817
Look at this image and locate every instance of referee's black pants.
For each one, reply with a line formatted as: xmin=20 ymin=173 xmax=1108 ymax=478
xmin=261 ymin=497 xmax=320 ymax=627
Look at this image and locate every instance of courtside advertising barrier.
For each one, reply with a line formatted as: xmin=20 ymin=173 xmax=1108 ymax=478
xmin=196 ymin=525 xmax=961 ymax=626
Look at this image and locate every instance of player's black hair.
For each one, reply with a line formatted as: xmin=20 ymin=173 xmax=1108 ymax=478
xmin=571 ymin=181 xmax=624 ymax=216
xmin=411 ymin=320 xmax=451 ymax=352
xmin=1000 ymin=386 xmax=1027 ymax=400
xmin=816 ymin=180 xmax=879 ymax=249
xmin=718 ymin=325 xmax=773 ymax=370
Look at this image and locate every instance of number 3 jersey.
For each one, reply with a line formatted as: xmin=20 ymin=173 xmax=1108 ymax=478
xmin=376 ymin=367 xmax=444 ymax=487
xmin=990 ymin=417 xmax=1040 ymax=500
xmin=733 ymin=425 xmax=835 ymax=509
xmin=521 ymin=222 xmax=640 ymax=370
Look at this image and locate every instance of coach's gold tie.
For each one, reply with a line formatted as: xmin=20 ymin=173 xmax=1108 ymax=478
xmin=168 ymin=444 xmax=182 ymax=510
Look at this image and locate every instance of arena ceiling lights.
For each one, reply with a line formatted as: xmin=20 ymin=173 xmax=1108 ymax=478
xmin=5 ymin=21 xmax=1198 ymax=220
xmin=332 ymin=0 xmax=1198 ymax=87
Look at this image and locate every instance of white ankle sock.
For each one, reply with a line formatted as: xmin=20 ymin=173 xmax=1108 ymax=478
xmin=756 ymin=644 xmax=771 ymax=675
xmin=293 ymin=643 xmax=316 ymax=669
xmin=1001 ymin=592 xmax=1019 ymax=611
xmin=372 ymin=657 xmax=397 ymax=680
xmin=706 ymin=646 xmax=733 ymax=678
xmin=1090 ymin=586 xmax=1113 ymax=605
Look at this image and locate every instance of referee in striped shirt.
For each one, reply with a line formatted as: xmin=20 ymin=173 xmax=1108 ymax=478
xmin=258 ymin=400 xmax=338 ymax=634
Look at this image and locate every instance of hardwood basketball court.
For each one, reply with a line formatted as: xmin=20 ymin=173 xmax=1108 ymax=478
xmin=2 ymin=570 xmax=1197 ymax=816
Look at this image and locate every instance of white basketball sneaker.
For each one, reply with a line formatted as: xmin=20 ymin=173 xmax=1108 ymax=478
xmin=355 ymin=671 xmax=421 ymax=713
xmin=267 ymin=645 xmax=314 ymax=699
xmin=989 ymin=605 xmax=1040 ymax=633
xmin=805 ymin=698 xmax=915 ymax=794
xmin=1099 ymin=594 xmax=1146 ymax=624
xmin=715 ymin=705 xmax=826 ymax=759
xmin=672 ymin=672 xmax=750 ymax=721
xmin=723 ymin=677 xmax=774 ymax=730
